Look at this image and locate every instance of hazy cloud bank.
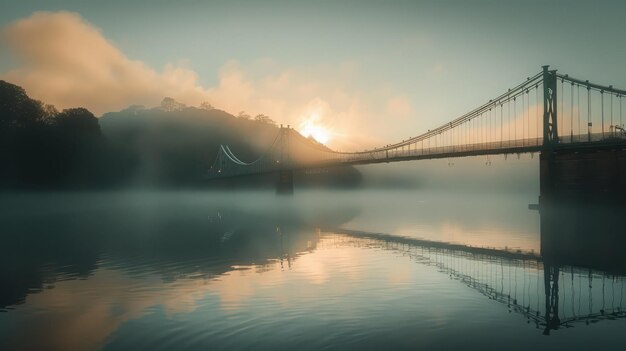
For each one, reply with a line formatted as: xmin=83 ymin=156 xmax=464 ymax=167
xmin=1 ymin=11 xmax=413 ymax=149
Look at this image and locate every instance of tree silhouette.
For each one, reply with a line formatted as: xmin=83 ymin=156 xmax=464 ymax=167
xmin=161 ymin=97 xmax=186 ymax=112
xmin=254 ymin=114 xmax=276 ymax=125
xmin=0 ymin=80 xmax=46 ymax=129
xmin=54 ymin=108 xmax=101 ymax=136
xmin=238 ymin=111 xmax=251 ymax=120
xmin=200 ymin=101 xmax=214 ymax=110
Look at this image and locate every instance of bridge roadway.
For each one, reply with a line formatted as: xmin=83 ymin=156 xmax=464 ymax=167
xmin=212 ymin=134 xmax=626 ymax=178
xmin=314 ymin=135 xmax=626 ymax=167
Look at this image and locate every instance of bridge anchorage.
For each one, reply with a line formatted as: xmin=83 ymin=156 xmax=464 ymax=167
xmin=207 ymin=65 xmax=626 ymax=196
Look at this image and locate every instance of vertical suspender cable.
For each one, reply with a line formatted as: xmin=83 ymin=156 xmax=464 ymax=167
xmin=489 ymin=107 xmax=492 ymax=144
xmin=526 ymin=90 xmax=529 ymax=142
xmin=610 ymin=93 xmax=613 ymax=135
xmin=570 ymin=83 xmax=574 ymax=141
xmin=522 ymin=92 xmax=525 ymax=145
xmin=619 ymin=95 xmax=624 ymax=128
xmin=514 ymin=97 xmax=517 ymax=142
xmin=587 ymin=85 xmax=591 ymax=141
xmin=536 ymin=86 xmax=539 ymax=144
xmin=577 ymin=84 xmax=581 ymax=140
xmin=500 ymin=103 xmax=503 ymax=146
xmin=560 ymin=79 xmax=564 ymax=140
xmin=508 ymin=99 xmax=511 ymax=144
xmin=601 ymin=91 xmax=605 ymax=139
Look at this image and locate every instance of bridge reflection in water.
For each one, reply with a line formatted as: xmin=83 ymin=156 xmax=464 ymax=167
xmin=326 ymin=202 xmax=626 ymax=336
xmin=1 ymin=192 xmax=624 ymax=348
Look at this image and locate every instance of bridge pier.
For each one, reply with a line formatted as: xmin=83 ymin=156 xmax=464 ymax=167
xmin=539 ymin=145 xmax=626 ymax=273
xmin=276 ymin=169 xmax=294 ymax=195
xmin=539 ymin=146 xmax=626 ymax=205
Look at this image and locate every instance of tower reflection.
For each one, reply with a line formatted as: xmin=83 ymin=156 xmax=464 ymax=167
xmin=338 ymin=200 xmax=626 ymax=335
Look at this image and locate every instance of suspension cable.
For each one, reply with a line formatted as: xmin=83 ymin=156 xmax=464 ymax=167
xmin=587 ymin=86 xmax=592 ymax=141
xmin=506 ymin=97 xmax=512 ymax=145
xmin=577 ymin=84 xmax=581 ymax=140
xmin=570 ymin=82 xmax=574 ymax=141
xmin=527 ymin=89 xmax=530 ymax=144
xmin=520 ymin=93 xmax=524 ymax=144
xmin=500 ymin=103 xmax=503 ymax=145
xmin=560 ymin=78 xmax=564 ymax=139
xmin=536 ymin=85 xmax=539 ymax=144
xmin=610 ymin=92 xmax=613 ymax=134
xmin=601 ymin=91 xmax=605 ymax=138
xmin=514 ymin=97 xmax=517 ymax=141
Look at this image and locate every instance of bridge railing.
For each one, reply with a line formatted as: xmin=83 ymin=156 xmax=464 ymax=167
xmin=311 ymin=131 xmax=625 ymax=166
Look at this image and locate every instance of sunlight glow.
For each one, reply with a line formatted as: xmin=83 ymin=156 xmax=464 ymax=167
xmin=299 ymin=113 xmax=331 ymax=144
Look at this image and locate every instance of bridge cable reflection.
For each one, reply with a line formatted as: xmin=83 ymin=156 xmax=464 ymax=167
xmin=322 ymin=231 xmax=626 ymax=334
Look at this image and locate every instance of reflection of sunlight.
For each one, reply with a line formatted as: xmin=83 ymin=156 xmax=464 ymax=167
xmin=392 ymin=222 xmax=539 ymax=253
xmin=11 ymin=269 xmax=201 ymax=350
xmin=7 ymin=238 xmax=349 ymax=349
xmin=6 ymin=235 xmax=449 ymax=350
xmin=299 ymin=113 xmax=331 ymax=144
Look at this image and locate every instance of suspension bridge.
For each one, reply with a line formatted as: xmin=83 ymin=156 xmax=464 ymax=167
xmin=208 ymin=65 xmax=626 ymax=193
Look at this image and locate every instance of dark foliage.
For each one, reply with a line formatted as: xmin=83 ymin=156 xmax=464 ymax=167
xmin=0 ymin=80 xmax=361 ymax=189
xmin=0 ymin=81 xmax=115 ymax=189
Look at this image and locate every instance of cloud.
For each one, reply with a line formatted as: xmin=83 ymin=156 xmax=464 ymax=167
xmin=1 ymin=11 xmax=414 ymax=150
xmin=1 ymin=11 xmax=210 ymax=115
xmin=386 ymin=95 xmax=413 ymax=118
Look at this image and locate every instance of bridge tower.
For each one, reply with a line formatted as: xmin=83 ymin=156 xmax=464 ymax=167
xmin=276 ymin=125 xmax=294 ymax=194
xmin=542 ymin=65 xmax=559 ymax=145
xmin=542 ymin=263 xmax=561 ymax=335
xmin=539 ymin=66 xmax=559 ymax=207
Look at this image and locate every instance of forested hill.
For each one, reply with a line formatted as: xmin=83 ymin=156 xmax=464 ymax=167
xmin=0 ymin=80 xmax=361 ymax=189
xmin=0 ymin=80 xmax=108 ymax=188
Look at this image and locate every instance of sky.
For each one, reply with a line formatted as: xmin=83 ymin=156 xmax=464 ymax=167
xmin=1 ymin=0 xmax=625 ymax=150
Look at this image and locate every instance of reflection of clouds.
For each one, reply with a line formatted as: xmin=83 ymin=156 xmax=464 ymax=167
xmin=6 ymin=238 xmax=357 ymax=349
xmin=342 ymin=190 xmax=540 ymax=252
xmin=205 ymin=241 xmax=377 ymax=312
xmin=387 ymin=263 xmax=412 ymax=286
xmin=3 ymin=234 xmax=494 ymax=350
xmin=8 ymin=269 xmax=210 ymax=350
xmin=392 ymin=221 xmax=539 ymax=253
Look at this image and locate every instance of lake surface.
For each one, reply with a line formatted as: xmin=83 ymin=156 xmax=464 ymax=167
xmin=1 ymin=189 xmax=625 ymax=350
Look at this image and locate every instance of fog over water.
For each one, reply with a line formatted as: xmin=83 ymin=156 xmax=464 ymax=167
xmin=1 ymin=1 xmax=625 ymax=349
xmin=3 ymin=155 xmax=626 ymax=350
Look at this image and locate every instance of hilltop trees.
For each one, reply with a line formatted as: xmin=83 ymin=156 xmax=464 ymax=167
xmin=237 ymin=111 xmax=276 ymax=125
xmin=0 ymin=81 xmax=49 ymax=129
xmin=0 ymin=80 xmax=361 ymax=189
xmin=254 ymin=114 xmax=276 ymax=125
xmin=0 ymin=81 xmax=107 ymax=188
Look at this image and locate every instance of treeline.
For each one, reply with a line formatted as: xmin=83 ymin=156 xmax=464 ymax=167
xmin=0 ymin=80 xmax=120 ymax=188
xmin=0 ymin=80 xmax=361 ymax=189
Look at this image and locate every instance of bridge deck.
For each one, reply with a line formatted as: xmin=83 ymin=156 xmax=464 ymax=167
xmin=207 ymin=134 xmax=626 ymax=179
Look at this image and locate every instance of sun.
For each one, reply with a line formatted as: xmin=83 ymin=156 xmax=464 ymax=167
xmin=299 ymin=114 xmax=330 ymax=144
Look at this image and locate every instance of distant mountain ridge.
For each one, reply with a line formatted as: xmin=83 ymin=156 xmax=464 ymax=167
xmin=0 ymin=80 xmax=361 ymax=189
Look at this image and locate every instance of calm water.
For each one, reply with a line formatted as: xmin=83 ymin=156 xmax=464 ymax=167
xmin=1 ymin=189 xmax=625 ymax=350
